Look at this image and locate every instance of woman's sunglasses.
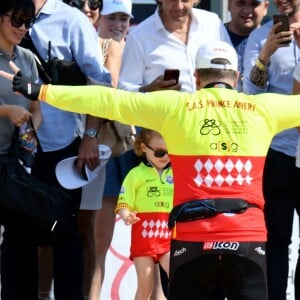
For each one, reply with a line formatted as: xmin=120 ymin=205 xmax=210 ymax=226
xmin=5 ymin=14 xmax=34 ymax=29
xmin=145 ymin=144 xmax=168 ymax=158
xmin=69 ymin=0 xmax=102 ymax=10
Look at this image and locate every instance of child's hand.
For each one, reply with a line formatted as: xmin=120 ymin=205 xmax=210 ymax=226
xmin=123 ymin=211 xmax=140 ymax=225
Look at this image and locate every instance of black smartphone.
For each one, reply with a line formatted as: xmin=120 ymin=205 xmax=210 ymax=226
xmin=164 ymin=69 xmax=180 ymax=84
xmin=273 ymin=14 xmax=290 ymax=33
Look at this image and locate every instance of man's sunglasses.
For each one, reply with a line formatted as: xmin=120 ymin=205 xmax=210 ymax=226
xmin=69 ymin=0 xmax=102 ymax=10
xmin=145 ymin=144 xmax=168 ymax=158
xmin=5 ymin=14 xmax=34 ymax=29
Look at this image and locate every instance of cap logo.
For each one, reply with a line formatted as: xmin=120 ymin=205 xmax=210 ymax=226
xmin=214 ymin=48 xmax=227 ymax=52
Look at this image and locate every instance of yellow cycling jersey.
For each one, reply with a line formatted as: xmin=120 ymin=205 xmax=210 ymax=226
xmin=116 ymin=161 xmax=173 ymax=213
xmin=115 ymin=161 xmax=173 ymax=260
xmin=38 ymin=84 xmax=300 ymax=242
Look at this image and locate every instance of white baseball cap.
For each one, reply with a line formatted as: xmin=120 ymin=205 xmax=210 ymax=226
xmin=101 ymin=0 xmax=133 ymax=18
xmin=196 ymin=41 xmax=238 ymax=71
xmin=55 ymin=144 xmax=111 ymax=189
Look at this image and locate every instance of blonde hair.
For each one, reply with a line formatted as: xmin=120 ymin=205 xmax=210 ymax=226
xmin=134 ymin=128 xmax=164 ymax=157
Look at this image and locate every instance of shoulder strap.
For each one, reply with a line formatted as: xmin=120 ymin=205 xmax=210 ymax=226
xmin=29 ymin=118 xmax=43 ymax=153
xmin=20 ymin=33 xmax=52 ymax=83
xmin=101 ymin=38 xmax=112 ymax=65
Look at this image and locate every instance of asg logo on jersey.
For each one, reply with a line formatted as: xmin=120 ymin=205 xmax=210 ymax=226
xmin=203 ymin=241 xmax=240 ymax=251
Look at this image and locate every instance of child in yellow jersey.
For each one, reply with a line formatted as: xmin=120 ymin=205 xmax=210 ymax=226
xmin=115 ymin=128 xmax=174 ymax=300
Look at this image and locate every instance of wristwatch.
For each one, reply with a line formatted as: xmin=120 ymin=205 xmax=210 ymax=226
xmin=83 ymin=128 xmax=98 ymax=138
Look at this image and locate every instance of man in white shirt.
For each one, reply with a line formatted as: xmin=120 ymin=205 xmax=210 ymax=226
xmin=118 ymin=0 xmax=232 ymax=93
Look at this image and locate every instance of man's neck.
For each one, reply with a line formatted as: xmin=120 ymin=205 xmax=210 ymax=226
xmin=204 ymin=82 xmax=233 ymax=89
xmin=0 ymin=40 xmax=14 ymax=58
xmin=159 ymin=8 xmax=192 ymax=34
xmin=226 ymin=21 xmax=253 ymax=37
xmin=160 ymin=12 xmax=192 ymax=44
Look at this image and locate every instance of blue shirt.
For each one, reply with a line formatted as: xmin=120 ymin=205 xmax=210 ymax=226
xmin=225 ymin=24 xmax=249 ymax=92
xmin=243 ymin=20 xmax=300 ymax=157
xmin=30 ymin=0 xmax=111 ymax=151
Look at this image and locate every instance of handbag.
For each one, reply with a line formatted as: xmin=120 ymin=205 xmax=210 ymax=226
xmin=0 ymin=121 xmax=75 ymax=244
xmin=20 ymin=34 xmax=86 ymax=85
xmin=47 ymin=57 xmax=87 ymax=85
xmin=97 ymin=120 xmax=136 ymax=157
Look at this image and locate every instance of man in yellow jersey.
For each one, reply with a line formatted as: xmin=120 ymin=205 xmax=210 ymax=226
xmin=3 ymin=40 xmax=300 ymax=299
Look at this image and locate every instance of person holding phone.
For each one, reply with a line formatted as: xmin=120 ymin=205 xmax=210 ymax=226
xmin=224 ymin=0 xmax=269 ymax=92
xmin=243 ymin=1 xmax=300 ymax=299
xmin=118 ymin=0 xmax=232 ymax=94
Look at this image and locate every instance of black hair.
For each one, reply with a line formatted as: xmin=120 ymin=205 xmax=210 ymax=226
xmin=0 ymin=0 xmax=35 ymax=19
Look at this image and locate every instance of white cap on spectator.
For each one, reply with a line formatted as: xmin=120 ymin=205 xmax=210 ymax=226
xmin=196 ymin=41 xmax=238 ymax=71
xmin=101 ymin=0 xmax=133 ymax=18
xmin=55 ymin=144 xmax=111 ymax=189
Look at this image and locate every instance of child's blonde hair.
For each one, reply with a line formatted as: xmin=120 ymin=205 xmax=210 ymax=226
xmin=134 ymin=128 xmax=164 ymax=157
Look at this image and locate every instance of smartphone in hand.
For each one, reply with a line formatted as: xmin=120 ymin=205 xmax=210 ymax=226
xmin=273 ymin=14 xmax=291 ymax=45
xmin=273 ymin=14 xmax=290 ymax=33
xmin=164 ymin=69 xmax=180 ymax=84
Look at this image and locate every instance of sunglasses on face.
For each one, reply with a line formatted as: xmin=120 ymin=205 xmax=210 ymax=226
xmin=145 ymin=144 xmax=168 ymax=158
xmin=69 ymin=0 xmax=102 ymax=10
xmin=5 ymin=14 xmax=34 ymax=29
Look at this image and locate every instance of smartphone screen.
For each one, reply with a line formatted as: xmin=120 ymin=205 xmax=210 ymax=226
xmin=273 ymin=14 xmax=289 ymax=33
xmin=164 ymin=69 xmax=180 ymax=84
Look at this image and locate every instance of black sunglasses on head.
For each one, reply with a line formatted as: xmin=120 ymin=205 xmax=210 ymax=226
xmin=69 ymin=0 xmax=102 ymax=10
xmin=145 ymin=144 xmax=168 ymax=158
xmin=5 ymin=14 xmax=34 ymax=29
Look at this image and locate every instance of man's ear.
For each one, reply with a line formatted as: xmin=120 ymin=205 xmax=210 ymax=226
xmin=194 ymin=69 xmax=201 ymax=89
xmin=233 ymin=71 xmax=240 ymax=88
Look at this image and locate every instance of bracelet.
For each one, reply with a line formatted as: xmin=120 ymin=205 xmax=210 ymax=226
xmin=255 ymin=58 xmax=267 ymax=71
xmin=255 ymin=57 xmax=270 ymax=71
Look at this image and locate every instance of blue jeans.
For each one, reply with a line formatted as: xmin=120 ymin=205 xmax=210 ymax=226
xmin=263 ymin=148 xmax=300 ymax=300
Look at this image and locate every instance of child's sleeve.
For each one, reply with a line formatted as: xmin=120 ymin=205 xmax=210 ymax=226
xmin=115 ymin=168 xmax=136 ymax=214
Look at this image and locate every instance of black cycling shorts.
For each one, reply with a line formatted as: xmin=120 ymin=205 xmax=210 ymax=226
xmin=168 ymin=240 xmax=267 ymax=300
